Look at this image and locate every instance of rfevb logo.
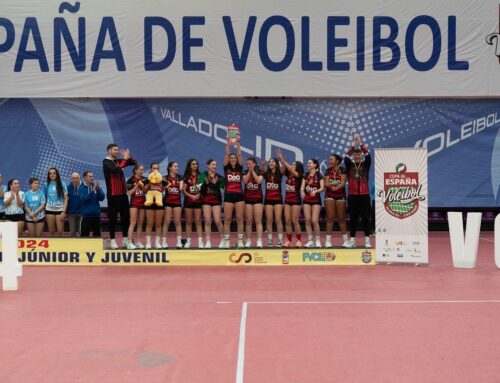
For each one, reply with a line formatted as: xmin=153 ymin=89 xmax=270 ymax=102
xmin=486 ymin=5 xmax=500 ymax=62
xmin=377 ymin=163 xmax=425 ymax=219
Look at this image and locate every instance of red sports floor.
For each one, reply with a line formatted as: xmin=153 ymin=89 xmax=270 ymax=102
xmin=1 ymin=232 xmax=499 ymax=383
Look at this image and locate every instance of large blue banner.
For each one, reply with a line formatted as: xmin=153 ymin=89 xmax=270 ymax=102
xmin=0 ymin=98 xmax=499 ymax=207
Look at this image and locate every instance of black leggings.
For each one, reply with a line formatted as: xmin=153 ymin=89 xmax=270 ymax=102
xmin=107 ymin=195 xmax=130 ymax=239
xmin=81 ymin=217 xmax=101 ymax=237
xmin=348 ymin=194 xmax=371 ymax=237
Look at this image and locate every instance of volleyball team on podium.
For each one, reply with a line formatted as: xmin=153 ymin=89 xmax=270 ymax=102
xmin=0 ymin=134 xmax=371 ymax=250
xmin=105 ymin=133 xmax=371 ymax=250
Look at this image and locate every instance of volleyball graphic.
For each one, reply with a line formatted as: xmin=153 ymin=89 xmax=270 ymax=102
xmin=396 ymin=163 xmax=407 ymax=174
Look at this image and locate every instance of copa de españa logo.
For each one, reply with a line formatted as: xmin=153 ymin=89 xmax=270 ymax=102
xmin=377 ymin=163 xmax=425 ymax=220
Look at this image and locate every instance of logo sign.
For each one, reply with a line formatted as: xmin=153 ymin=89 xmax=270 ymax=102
xmin=281 ymin=251 xmax=289 ymax=265
xmin=377 ymin=163 xmax=425 ymax=219
xmin=361 ymin=251 xmax=373 ymax=264
xmin=229 ymin=253 xmax=252 ymax=264
xmin=302 ymin=252 xmax=336 ymax=262
xmin=485 ymin=5 xmax=500 ymax=63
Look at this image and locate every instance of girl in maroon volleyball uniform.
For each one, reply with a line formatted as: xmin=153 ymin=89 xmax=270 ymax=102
xmin=277 ymin=149 xmax=304 ymax=248
xmin=162 ymin=161 xmax=183 ymax=249
xmin=199 ymin=159 xmax=225 ymax=249
xmin=144 ymin=162 xmax=168 ymax=249
xmin=223 ymin=140 xmax=245 ymax=248
xmin=324 ymin=154 xmax=349 ymax=247
xmin=126 ymin=164 xmax=146 ymax=249
xmin=243 ymin=157 xmax=264 ymax=248
xmin=261 ymin=158 xmax=284 ymax=247
xmin=181 ymin=159 xmax=203 ymax=249
xmin=301 ymin=159 xmax=325 ymax=248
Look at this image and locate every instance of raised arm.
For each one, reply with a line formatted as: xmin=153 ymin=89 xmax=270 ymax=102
xmin=223 ymin=141 xmax=231 ymax=166
xmin=276 ymin=149 xmax=299 ymax=178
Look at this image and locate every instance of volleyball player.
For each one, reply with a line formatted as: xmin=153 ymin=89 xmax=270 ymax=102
xmin=199 ymin=159 xmax=225 ymax=249
xmin=44 ymin=167 xmax=68 ymax=236
xmin=301 ymin=159 xmax=325 ymax=248
xmin=223 ymin=140 xmax=245 ymax=248
xmin=144 ymin=162 xmax=167 ymax=249
xmin=0 ymin=173 xmax=7 ymax=222
xmin=324 ymin=154 xmax=349 ymax=247
xmin=103 ymin=144 xmax=136 ymax=249
xmin=3 ymin=179 xmax=25 ymax=236
xmin=24 ymin=177 xmax=46 ymax=237
xmin=181 ymin=159 xmax=203 ymax=248
xmin=261 ymin=158 xmax=284 ymax=247
xmin=163 ymin=162 xmax=183 ymax=249
xmin=344 ymin=135 xmax=372 ymax=248
xmin=243 ymin=157 xmax=264 ymax=248
xmin=277 ymin=150 xmax=304 ymax=248
xmin=126 ymin=164 xmax=146 ymax=250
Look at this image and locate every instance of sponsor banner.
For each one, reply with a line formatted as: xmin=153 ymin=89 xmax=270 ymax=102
xmin=375 ymin=149 xmax=429 ymax=264
xmin=0 ymin=0 xmax=499 ymax=97
xmin=0 ymin=239 xmax=376 ymax=266
xmin=1 ymin=98 xmax=499 ymax=208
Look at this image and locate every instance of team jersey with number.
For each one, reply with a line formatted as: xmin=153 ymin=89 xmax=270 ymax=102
xmin=284 ymin=171 xmax=302 ymax=204
xmin=200 ymin=171 xmax=224 ymax=204
xmin=127 ymin=176 xmax=146 ymax=208
xmin=24 ymin=190 xmax=46 ymax=221
xmin=325 ymin=167 xmax=346 ymax=198
xmin=264 ymin=171 xmax=283 ymax=202
xmin=243 ymin=168 xmax=263 ymax=202
xmin=224 ymin=163 xmax=244 ymax=194
xmin=183 ymin=173 xmax=202 ymax=204
xmin=303 ymin=171 xmax=323 ymax=204
xmin=164 ymin=175 xmax=182 ymax=206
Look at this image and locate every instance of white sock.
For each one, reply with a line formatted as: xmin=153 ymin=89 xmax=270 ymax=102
xmin=326 ymin=235 xmax=332 ymax=241
xmin=224 ymin=235 xmax=230 ymax=240
xmin=267 ymin=235 xmax=272 ymax=242
xmin=308 ymin=235 xmax=313 ymax=241
xmin=278 ymin=233 xmax=283 ymax=241
xmin=315 ymin=236 xmax=321 ymax=242
xmin=342 ymin=234 xmax=348 ymax=241
xmin=146 ymin=236 xmax=151 ymax=244
xmin=238 ymin=234 xmax=243 ymax=240
xmin=122 ymin=237 xmax=128 ymax=243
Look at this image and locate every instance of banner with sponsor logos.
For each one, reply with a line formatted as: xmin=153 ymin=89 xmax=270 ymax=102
xmin=0 ymin=0 xmax=499 ymax=97
xmin=375 ymin=149 xmax=428 ymax=264
xmin=0 ymin=239 xmax=376 ymax=266
xmin=0 ymin=98 xmax=498 ymax=207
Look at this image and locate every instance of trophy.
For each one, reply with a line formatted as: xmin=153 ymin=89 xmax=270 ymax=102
xmin=227 ymin=123 xmax=240 ymax=148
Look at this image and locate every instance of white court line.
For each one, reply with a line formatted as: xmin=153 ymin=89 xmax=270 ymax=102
xmin=480 ymin=237 xmax=495 ymax=243
xmin=246 ymin=300 xmax=500 ymax=305
xmin=233 ymin=299 xmax=500 ymax=382
xmin=236 ymin=302 xmax=248 ymax=383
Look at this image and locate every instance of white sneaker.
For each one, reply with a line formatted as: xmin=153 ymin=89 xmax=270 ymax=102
xmin=120 ymin=239 xmax=128 ymax=249
xmin=244 ymin=240 xmax=252 ymax=248
xmin=127 ymin=242 xmax=136 ymax=250
xmin=267 ymin=240 xmax=274 ymax=248
xmin=110 ymin=239 xmax=118 ymax=250
xmin=145 ymin=242 xmax=152 ymax=250
xmin=304 ymin=240 xmax=314 ymax=248
xmin=277 ymin=239 xmax=282 ymax=248
xmin=256 ymin=239 xmax=263 ymax=248
xmin=365 ymin=238 xmax=372 ymax=248
xmin=198 ymin=240 xmax=204 ymax=249
xmin=184 ymin=239 xmax=191 ymax=249
xmin=162 ymin=240 xmax=168 ymax=249
xmin=155 ymin=239 xmax=162 ymax=249
xmin=325 ymin=238 xmax=332 ymax=248
xmin=224 ymin=240 xmax=230 ymax=249
xmin=342 ymin=240 xmax=350 ymax=248
xmin=218 ymin=239 xmax=225 ymax=249
xmin=205 ymin=240 xmax=212 ymax=249
xmin=176 ymin=239 xmax=182 ymax=249
xmin=344 ymin=239 xmax=356 ymax=248
xmin=237 ymin=239 xmax=244 ymax=248
xmin=135 ymin=241 xmax=145 ymax=249
xmin=315 ymin=240 xmax=322 ymax=248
